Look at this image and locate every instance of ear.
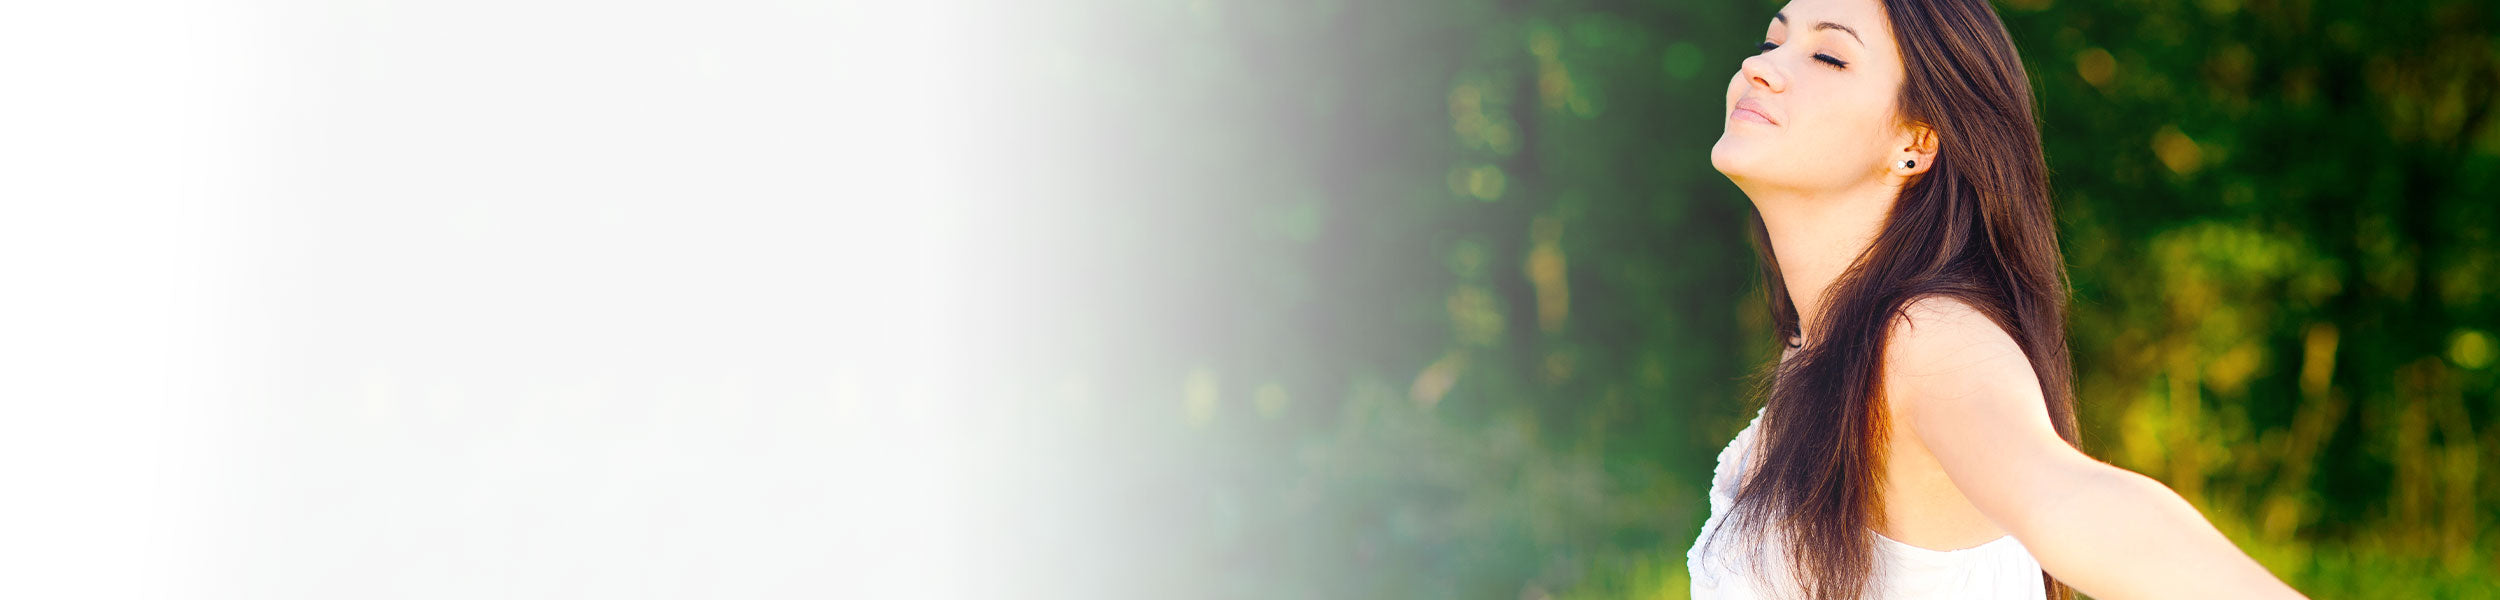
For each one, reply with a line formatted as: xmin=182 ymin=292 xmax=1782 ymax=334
xmin=1890 ymin=122 xmax=1940 ymax=182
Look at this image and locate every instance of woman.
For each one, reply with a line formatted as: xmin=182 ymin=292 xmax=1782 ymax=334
xmin=1683 ymin=0 xmax=2309 ymax=598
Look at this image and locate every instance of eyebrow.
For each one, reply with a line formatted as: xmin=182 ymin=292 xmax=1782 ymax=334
xmin=1773 ymin=12 xmax=1865 ymax=47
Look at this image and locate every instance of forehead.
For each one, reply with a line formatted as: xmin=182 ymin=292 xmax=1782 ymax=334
xmin=1770 ymin=0 xmax=1894 ymax=47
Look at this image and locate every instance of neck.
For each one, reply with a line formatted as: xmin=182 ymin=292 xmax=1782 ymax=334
xmin=1748 ymin=181 xmax=1895 ymax=345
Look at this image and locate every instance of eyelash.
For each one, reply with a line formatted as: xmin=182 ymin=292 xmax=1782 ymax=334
xmin=1756 ymin=41 xmax=1850 ymax=69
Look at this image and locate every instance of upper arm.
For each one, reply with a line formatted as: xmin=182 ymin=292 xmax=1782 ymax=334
xmin=1881 ymin=297 xmax=2102 ymax=538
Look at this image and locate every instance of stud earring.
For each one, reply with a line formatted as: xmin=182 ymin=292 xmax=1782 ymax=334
xmin=1903 ymin=159 xmax=1917 ymax=169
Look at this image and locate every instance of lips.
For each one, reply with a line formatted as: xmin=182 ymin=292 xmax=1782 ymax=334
xmin=1732 ymin=97 xmax=1778 ymax=125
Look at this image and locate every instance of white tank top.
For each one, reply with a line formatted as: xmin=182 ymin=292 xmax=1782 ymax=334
xmin=1685 ymin=404 xmax=2049 ymax=599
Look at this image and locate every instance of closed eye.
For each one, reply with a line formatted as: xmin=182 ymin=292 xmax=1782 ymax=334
xmin=1755 ymin=41 xmax=1850 ymax=69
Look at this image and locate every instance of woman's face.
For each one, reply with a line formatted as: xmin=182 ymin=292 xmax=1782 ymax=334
xmin=1711 ymin=0 xmax=1915 ymax=195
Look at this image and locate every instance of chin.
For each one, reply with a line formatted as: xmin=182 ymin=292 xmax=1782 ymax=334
xmin=1709 ymin=133 xmax=1759 ymax=179
xmin=1711 ymin=135 xmax=1796 ymax=200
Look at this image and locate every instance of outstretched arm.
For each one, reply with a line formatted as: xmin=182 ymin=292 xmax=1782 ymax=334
xmin=1882 ymin=299 xmax=2305 ymax=600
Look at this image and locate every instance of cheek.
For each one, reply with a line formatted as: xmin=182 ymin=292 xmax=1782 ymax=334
xmin=1843 ymin=81 xmax=1906 ymax=140
xmin=1843 ymin=107 xmax=1900 ymax=156
xmin=1798 ymin=91 xmax=1891 ymax=157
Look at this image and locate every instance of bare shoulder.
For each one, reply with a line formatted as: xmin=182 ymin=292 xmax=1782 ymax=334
xmin=1881 ymin=298 xmax=2113 ymax=561
xmin=1882 ymin=296 xmax=2038 ymax=402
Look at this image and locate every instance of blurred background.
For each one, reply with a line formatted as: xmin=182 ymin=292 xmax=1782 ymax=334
xmin=0 ymin=0 xmax=2492 ymax=598
xmin=973 ymin=0 xmax=2500 ymax=597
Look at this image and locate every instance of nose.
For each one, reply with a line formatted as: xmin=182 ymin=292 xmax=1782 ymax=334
xmin=1739 ymin=54 xmax=1783 ymax=93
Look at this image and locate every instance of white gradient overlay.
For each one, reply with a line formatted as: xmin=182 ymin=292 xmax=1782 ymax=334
xmin=0 ymin=0 xmax=1159 ymax=597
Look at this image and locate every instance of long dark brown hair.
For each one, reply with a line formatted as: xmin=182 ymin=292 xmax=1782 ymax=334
xmin=1704 ymin=0 xmax=2081 ymax=598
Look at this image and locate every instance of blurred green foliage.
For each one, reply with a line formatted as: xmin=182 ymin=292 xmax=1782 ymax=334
xmin=1035 ymin=0 xmax=2500 ymax=598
